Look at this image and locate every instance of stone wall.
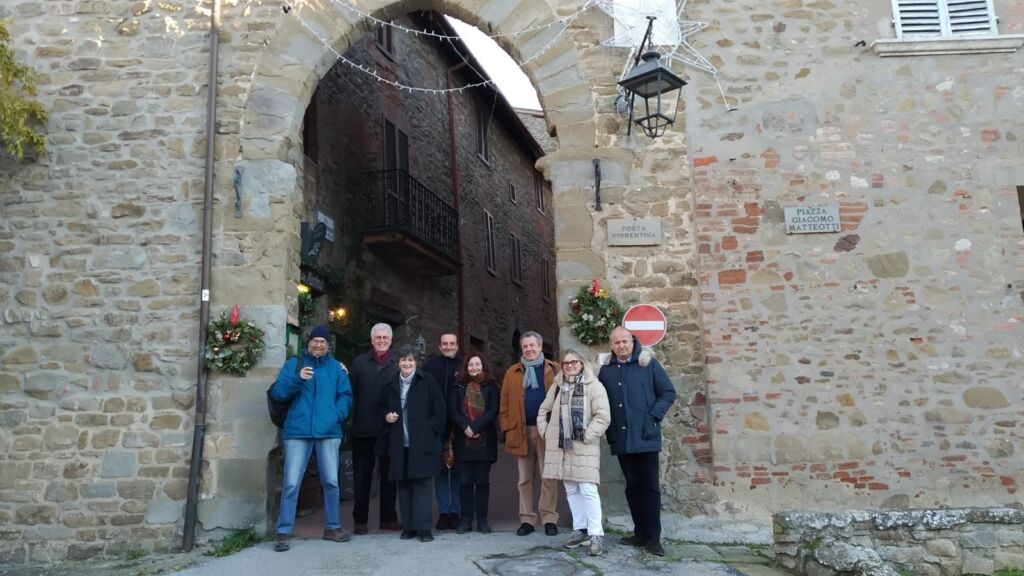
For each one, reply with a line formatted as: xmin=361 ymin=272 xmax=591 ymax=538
xmin=0 ymin=0 xmax=639 ymax=563
xmin=684 ymin=0 xmax=1024 ymax=514
xmin=774 ymin=507 xmax=1024 ymax=576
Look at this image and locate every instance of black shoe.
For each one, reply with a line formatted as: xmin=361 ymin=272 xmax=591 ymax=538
xmin=621 ymin=533 xmax=646 ymax=547
xmin=516 ymin=522 xmax=534 ymax=536
xmin=455 ymin=519 xmax=472 ymax=534
xmin=645 ymin=540 xmax=666 ymax=557
xmin=448 ymin=513 xmax=460 ymax=528
xmin=400 ymin=530 xmax=417 ymax=540
xmin=435 ymin=515 xmax=448 ymax=531
xmin=544 ymin=523 xmax=558 ymax=536
xmin=476 ymin=520 xmax=492 ymax=534
xmin=418 ymin=531 xmax=434 ymax=542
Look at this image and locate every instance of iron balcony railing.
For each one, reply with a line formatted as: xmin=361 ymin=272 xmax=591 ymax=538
xmin=364 ymin=169 xmax=458 ymax=261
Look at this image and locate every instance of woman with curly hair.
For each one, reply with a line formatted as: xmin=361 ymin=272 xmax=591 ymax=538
xmin=448 ymin=352 xmax=499 ymax=534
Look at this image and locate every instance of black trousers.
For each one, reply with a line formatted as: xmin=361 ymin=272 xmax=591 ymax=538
xmin=352 ymin=436 xmax=398 ymax=525
xmin=617 ymin=451 xmax=662 ymax=542
xmin=457 ymin=461 xmax=492 ymax=523
xmin=398 ymin=449 xmax=433 ymax=532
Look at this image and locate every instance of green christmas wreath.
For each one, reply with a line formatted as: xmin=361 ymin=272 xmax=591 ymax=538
xmin=205 ymin=305 xmax=265 ymax=376
xmin=568 ymin=279 xmax=624 ymax=346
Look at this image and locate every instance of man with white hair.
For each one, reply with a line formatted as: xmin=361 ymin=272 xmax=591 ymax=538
xmin=349 ymin=323 xmax=401 ymax=534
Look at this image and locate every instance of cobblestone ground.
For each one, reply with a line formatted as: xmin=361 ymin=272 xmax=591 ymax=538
xmin=0 ymin=533 xmax=788 ymax=576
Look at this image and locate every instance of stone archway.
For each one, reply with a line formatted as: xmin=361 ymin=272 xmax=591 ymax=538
xmin=199 ymin=0 xmax=710 ymax=532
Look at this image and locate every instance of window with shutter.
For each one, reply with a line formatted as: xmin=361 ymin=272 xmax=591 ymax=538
xmin=891 ymin=0 xmax=997 ymax=38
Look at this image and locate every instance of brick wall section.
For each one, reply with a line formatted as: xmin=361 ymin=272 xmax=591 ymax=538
xmin=309 ymin=14 xmax=557 ymax=369
xmin=685 ymin=0 xmax=1024 ymax=514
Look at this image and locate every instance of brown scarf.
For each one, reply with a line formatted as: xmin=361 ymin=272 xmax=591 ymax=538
xmin=464 ymin=374 xmax=487 ymax=448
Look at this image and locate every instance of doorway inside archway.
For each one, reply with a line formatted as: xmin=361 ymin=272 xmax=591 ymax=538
xmin=282 ymin=9 xmax=567 ymax=537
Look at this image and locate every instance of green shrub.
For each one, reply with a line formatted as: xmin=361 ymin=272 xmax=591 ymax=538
xmin=0 ymin=20 xmax=47 ymax=159
xmin=207 ymin=528 xmax=262 ymax=558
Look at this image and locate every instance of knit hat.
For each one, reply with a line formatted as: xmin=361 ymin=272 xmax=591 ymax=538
xmin=307 ymin=325 xmax=331 ymax=343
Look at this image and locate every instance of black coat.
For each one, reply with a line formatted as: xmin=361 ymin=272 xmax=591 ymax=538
xmin=597 ymin=336 xmax=676 ymax=456
xmin=379 ymin=371 xmax=447 ymax=481
xmin=349 ymin=350 xmax=398 ymax=438
xmin=448 ymin=379 xmax=499 ymax=463
xmin=422 ymin=353 xmax=461 ymax=434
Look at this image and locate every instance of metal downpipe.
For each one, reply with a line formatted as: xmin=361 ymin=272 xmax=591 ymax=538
xmin=182 ymin=0 xmax=220 ymax=552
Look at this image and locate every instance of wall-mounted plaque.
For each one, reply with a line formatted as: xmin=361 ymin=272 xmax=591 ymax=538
xmin=784 ymin=204 xmax=840 ymax=234
xmin=608 ymin=218 xmax=663 ymax=246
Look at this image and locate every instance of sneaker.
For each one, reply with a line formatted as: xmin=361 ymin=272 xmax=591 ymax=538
xmin=400 ymin=530 xmax=417 ymax=540
xmin=563 ymin=529 xmax=591 ymax=549
xmin=476 ymin=520 xmax=492 ymax=534
xmin=418 ymin=530 xmax=434 ymax=542
xmin=544 ymin=522 xmax=559 ymax=536
xmin=516 ymin=522 xmax=534 ymax=536
xmin=353 ymin=523 xmax=368 ymax=535
xmin=322 ymin=528 xmax=350 ymax=543
xmin=645 ymin=539 xmax=666 ymax=557
xmin=588 ymin=535 xmax=604 ymax=556
xmin=273 ymin=534 xmax=290 ymax=552
xmin=620 ymin=533 xmax=645 ymax=547
xmin=455 ymin=519 xmax=472 ymax=534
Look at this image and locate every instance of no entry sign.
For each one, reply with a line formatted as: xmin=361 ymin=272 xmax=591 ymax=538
xmin=623 ymin=304 xmax=668 ymax=347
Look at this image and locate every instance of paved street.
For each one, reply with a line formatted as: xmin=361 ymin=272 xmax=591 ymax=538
xmin=0 ymin=515 xmax=789 ymax=576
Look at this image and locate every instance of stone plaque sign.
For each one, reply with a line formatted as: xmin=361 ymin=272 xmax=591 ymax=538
xmin=608 ymin=218 xmax=663 ymax=246
xmin=784 ymin=204 xmax=841 ymax=234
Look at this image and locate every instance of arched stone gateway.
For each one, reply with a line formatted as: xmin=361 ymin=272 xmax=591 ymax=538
xmin=215 ymin=0 xmax=711 ymax=533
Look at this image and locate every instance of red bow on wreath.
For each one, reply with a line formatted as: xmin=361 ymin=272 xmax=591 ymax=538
xmin=589 ymin=278 xmax=600 ymax=296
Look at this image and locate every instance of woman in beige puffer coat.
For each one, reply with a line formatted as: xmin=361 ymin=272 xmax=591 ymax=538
xmin=537 ymin=349 xmax=611 ymax=556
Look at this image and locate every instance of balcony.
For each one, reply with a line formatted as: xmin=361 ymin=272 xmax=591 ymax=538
xmin=362 ymin=169 xmax=459 ymax=277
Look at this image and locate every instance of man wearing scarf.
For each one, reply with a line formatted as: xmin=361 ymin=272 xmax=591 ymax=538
xmin=499 ymin=331 xmax=561 ymax=536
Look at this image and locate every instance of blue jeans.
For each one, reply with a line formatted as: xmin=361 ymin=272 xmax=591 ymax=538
xmin=434 ymin=461 xmax=460 ymax=514
xmin=276 ymin=437 xmax=341 ymax=535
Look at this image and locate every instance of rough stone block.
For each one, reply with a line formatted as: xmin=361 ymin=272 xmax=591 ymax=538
xmin=116 ymin=479 xmax=155 ymax=500
xmin=144 ymin=500 xmax=182 ymax=525
xmin=197 ymin=498 xmax=265 ymax=530
xmin=100 ymin=451 xmax=137 ymax=478
xmin=79 ymin=481 xmax=116 ymax=499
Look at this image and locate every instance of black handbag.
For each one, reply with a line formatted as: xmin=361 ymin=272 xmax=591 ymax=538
xmin=267 ymin=358 xmax=301 ymax=428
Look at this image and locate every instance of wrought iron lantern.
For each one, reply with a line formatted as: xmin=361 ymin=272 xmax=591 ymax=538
xmin=618 ymin=50 xmax=687 ymax=138
xmin=617 ymin=16 xmax=687 ymax=138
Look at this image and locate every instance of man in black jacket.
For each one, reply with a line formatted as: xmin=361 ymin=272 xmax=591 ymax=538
xmin=598 ymin=326 xmax=676 ymax=557
xmin=421 ymin=333 xmax=462 ymax=530
xmin=349 ymin=322 xmax=400 ymax=534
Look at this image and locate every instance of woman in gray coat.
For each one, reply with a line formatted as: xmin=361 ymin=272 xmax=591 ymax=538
xmin=537 ymin=349 xmax=610 ymax=556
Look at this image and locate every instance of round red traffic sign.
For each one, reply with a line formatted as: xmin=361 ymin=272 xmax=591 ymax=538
xmin=622 ymin=304 xmax=668 ymax=347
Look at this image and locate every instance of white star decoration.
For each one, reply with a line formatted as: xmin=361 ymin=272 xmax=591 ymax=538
xmin=592 ymin=0 xmax=717 ymax=75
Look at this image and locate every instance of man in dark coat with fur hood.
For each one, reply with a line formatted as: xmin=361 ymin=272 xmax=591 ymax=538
xmin=597 ymin=326 xmax=676 ymax=557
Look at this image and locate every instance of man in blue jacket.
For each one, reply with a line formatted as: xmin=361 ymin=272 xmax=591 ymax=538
xmin=270 ymin=325 xmax=353 ymax=552
xmin=597 ymin=326 xmax=676 ymax=557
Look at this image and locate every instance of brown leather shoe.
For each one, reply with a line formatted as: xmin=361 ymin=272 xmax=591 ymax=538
xmin=323 ymin=528 xmax=350 ymax=542
xmin=353 ymin=523 xmax=368 ymax=535
xmin=380 ymin=521 xmax=402 ymax=531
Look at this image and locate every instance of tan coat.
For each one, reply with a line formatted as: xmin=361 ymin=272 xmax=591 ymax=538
xmin=536 ymin=370 xmax=611 ymax=484
xmin=499 ymin=358 xmax=559 ymax=457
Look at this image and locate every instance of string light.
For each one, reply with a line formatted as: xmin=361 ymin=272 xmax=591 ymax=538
xmin=291 ymin=8 xmax=568 ymax=95
xmin=329 ymin=0 xmax=598 ymax=41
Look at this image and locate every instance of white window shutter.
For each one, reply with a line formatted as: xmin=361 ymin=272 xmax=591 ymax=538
xmin=892 ymin=0 xmax=943 ymax=38
xmin=892 ymin=0 xmax=998 ymax=38
xmin=945 ymin=0 xmax=997 ymax=36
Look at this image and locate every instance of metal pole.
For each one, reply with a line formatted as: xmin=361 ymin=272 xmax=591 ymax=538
xmin=182 ymin=0 xmax=220 ymax=552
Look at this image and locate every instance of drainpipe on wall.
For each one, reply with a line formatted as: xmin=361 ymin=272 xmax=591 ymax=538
xmin=446 ymin=61 xmax=468 ymax=344
xmin=182 ymin=0 xmax=220 ymax=552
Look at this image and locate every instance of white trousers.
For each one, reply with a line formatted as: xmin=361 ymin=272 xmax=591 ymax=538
xmin=563 ymin=480 xmax=603 ymax=536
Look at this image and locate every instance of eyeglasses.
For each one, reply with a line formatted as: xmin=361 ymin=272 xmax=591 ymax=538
xmin=561 ymin=360 xmax=581 ymax=367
